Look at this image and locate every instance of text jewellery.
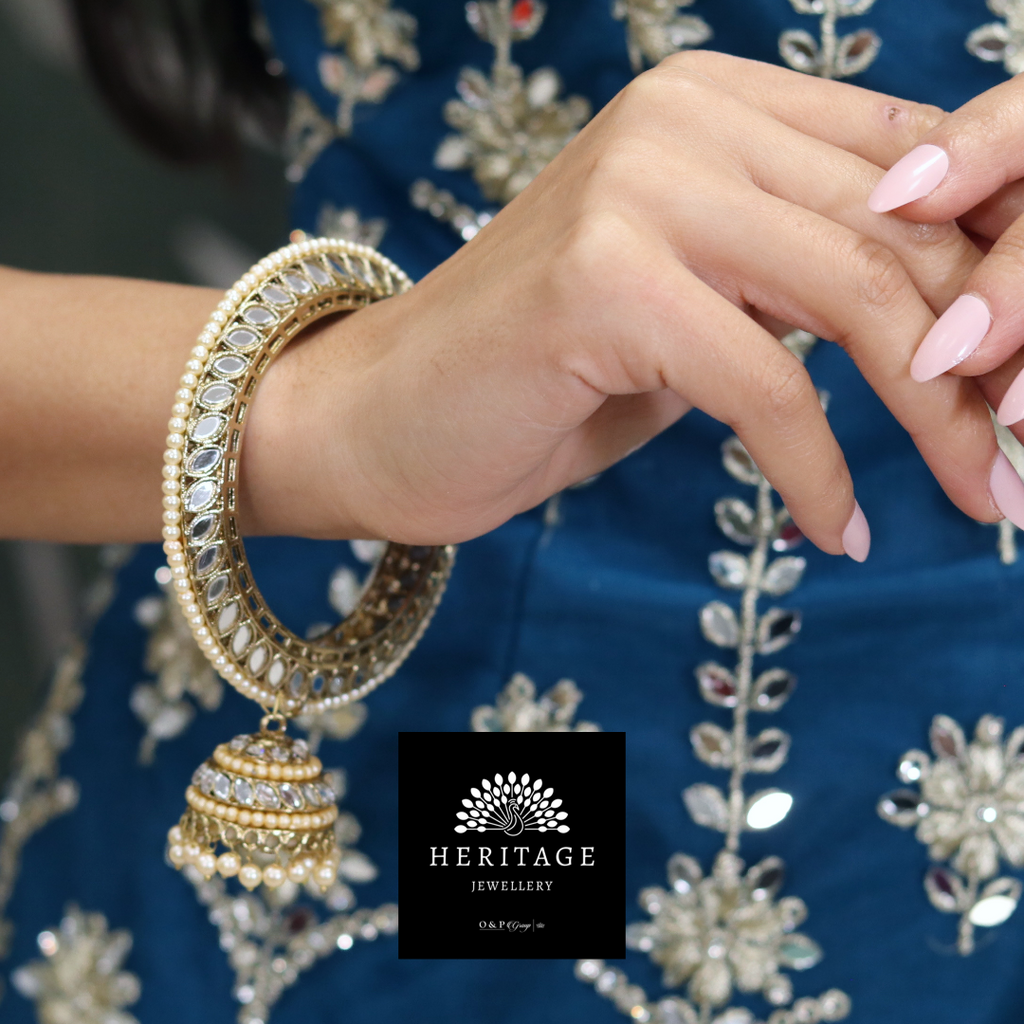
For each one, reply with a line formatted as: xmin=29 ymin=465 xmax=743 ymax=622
xmin=159 ymin=236 xmax=454 ymax=894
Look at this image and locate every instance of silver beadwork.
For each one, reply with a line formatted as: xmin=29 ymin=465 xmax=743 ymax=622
xmin=967 ymin=0 xmax=1024 ymax=75
xmin=11 ymin=905 xmax=141 ymax=1024
xmin=471 ymin=673 xmax=601 ymax=732
xmin=779 ymin=0 xmax=881 ymax=80
xmin=879 ymin=713 xmax=1024 ymax=953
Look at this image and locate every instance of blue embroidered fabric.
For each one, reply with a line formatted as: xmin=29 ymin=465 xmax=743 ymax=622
xmin=4 ymin=2 xmax=1024 ymax=1022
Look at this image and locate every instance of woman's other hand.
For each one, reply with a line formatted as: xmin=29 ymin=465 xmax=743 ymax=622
xmin=863 ymin=74 xmax=1024 ymax=439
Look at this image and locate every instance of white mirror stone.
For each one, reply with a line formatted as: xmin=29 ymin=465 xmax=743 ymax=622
xmin=242 ymin=305 xmax=274 ymax=326
xmin=231 ymin=623 xmax=252 ymax=656
xmin=195 ymin=543 xmax=222 ymax=576
xmin=185 ymin=480 xmax=217 ymax=512
xmin=205 ymin=575 xmax=229 ymax=605
xmin=268 ymin=658 xmax=286 ymax=688
xmin=302 ymin=261 xmax=331 ymax=286
xmin=188 ymin=448 xmax=222 ymax=475
xmin=200 ymin=383 xmax=234 ymax=409
xmin=190 ymin=415 xmax=226 ymax=441
xmin=189 ymin=514 xmax=216 ymax=544
xmin=213 ymin=355 xmax=247 ymax=378
xmin=217 ymin=601 xmax=240 ymax=633
xmin=282 ymin=272 xmax=313 ymax=294
xmin=225 ymin=328 xmax=259 ymax=351
xmin=261 ymin=285 xmax=291 ymax=306
xmin=247 ymin=644 xmax=268 ymax=675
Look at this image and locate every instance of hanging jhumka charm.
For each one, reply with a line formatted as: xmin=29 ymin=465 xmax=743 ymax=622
xmin=168 ymin=714 xmax=343 ymax=891
xmin=158 ymin=237 xmax=454 ymax=894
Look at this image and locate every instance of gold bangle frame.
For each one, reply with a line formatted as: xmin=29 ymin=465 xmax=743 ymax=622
xmin=160 ymin=238 xmax=455 ymax=718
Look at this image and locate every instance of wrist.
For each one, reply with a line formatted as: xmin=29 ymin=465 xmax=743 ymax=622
xmin=239 ymin=310 xmax=368 ymax=539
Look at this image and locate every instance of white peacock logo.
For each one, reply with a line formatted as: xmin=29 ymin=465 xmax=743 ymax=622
xmin=454 ymin=772 xmax=570 ymax=835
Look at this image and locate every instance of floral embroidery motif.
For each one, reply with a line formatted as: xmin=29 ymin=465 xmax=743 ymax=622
xmin=471 ymin=673 xmax=600 ymax=732
xmin=879 ymin=714 xmax=1024 ymax=954
xmin=131 ymin=571 xmax=223 ymax=764
xmin=11 ymin=905 xmax=141 ymax=1024
xmin=612 ymin=0 xmax=711 ymax=74
xmin=311 ymin=0 xmax=419 ymax=134
xmin=316 ymin=203 xmax=388 ymax=249
xmin=432 ymin=0 xmax=591 ymax=205
xmin=967 ymin=0 xmax=1024 ymax=75
xmin=577 ymin=333 xmax=850 ymax=1024
xmin=779 ymin=0 xmax=881 ymax=80
xmin=626 ymin=852 xmax=825 ymax=1010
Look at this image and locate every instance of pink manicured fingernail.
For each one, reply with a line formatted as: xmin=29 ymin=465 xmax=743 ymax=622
xmin=997 ymin=366 xmax=1024 ymax=426
xmin=868 ymin=144 xmax=950 ymax=213
xmin=910 ymin=294 xmax=991 ymax=383
xmin=990 ymin=451 xmax=1024 ymax=529
xmin=842 ymin=501 xmax=871 ymax=562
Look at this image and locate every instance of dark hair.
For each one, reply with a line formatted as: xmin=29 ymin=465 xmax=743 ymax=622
xmin=69 ymin=0 xmax=287 ymax=164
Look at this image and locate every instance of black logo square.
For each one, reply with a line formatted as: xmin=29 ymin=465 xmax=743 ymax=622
xmin=398 ymin=731 xmax=625 ymax=959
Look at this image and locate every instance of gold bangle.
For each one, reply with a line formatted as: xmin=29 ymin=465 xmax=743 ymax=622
xmin=162 ymin=237 xmax=455 ymax=891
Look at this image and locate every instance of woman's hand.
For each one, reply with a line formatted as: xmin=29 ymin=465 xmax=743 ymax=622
xmin=245 ymin=54 xmax=1011 ymax=558
xmin=862 ymin=74 xmax=1024 ymax=438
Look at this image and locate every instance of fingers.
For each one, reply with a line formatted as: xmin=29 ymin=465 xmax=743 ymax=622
xmin=609 ymin=265 xmax=861 ymax=557
xmin=739 ymin=108 xmax=982 ymax=316
xmin=681 ymin=182 xmax=1001 ymax=526
xmin=866 ymin=75 xmax=1024 ymax=221
xmin=661 ymin=50 xmax=946 ymax=168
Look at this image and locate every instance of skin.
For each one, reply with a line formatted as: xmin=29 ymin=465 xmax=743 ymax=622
xmin=0 ymin=55 xmax=1019 ymax=550
xmin=872 ymin=74 xmax=1024 ymax=397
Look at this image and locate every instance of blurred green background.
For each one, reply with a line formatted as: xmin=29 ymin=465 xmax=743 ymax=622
xmin=0 ymin=0 xmax=289 ymax=783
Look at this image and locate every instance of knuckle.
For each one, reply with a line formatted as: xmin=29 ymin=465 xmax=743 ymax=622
xmin=756 ymin=357 xmax=813 ymax=423
xmin=660 ymin=48 xmax=718 ymax=73
xmin=844 ymin=235 xmax=908 ymax=313
xmin=891 ymin=100 xmax=945 ymax=143
xmin=626 ymin=61 xmax=713 ymax=108
xmin=548 ymin=209 xmax=633 ymax=302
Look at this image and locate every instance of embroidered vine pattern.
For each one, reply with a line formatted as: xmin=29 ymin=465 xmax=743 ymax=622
xmin=577 ymin=333 xmax=850 ymax=1024
xmin=779 ymin=0 xmax=880 ymax=80
xmin=612 ymin=0 xmax=711 ymax=74
xmin=967 ymin=0 xmax=1024 ymax=75
xmin=184 ymin=786 xmax=393 ymax=1024
xmin=11 ymin=905 xmax=141 ymax=1024
xmin=0 ymin=546 xmax=132 ymax=1002
xmin=409 ymin=179 xmax=495 ymax=241
xmin=472 ymin=673 xmax=600 ymax=732
xmin=878 ymin=714 xmax=1024 ymax=955
xmin=311 ymin=0 xmax=419 ymax=134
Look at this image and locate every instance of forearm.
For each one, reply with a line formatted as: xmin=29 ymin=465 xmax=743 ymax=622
xmin=0 ymin=266 xmax=219 ymax=542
